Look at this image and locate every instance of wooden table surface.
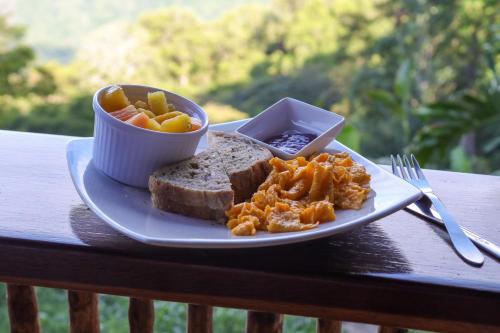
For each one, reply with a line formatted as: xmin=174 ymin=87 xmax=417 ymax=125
xmin=1 ymin=130 xmax=499 ymax=332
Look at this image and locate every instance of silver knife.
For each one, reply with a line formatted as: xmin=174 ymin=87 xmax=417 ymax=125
xmin=406 ymin=199 xmax=500 ymax=260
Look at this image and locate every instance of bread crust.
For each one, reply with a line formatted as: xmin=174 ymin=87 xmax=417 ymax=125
xmin=151 ymin=193 xmax=228 ymax=221
xmin=149 ymin=176 xmax=234 ymax=210
xmin=229 ymin=155 xmax=272 ymax=203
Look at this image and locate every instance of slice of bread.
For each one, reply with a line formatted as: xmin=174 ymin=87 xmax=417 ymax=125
xmin=149 ymin=149 xmax=234 ymax=221
xmin=208 ymin=131 xmax=273 ymax=203
xmin=149 ymin=131 xmax=273 ymax=221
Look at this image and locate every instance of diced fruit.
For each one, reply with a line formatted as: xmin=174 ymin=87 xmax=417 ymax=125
xmin=109 ymin=105 xmax=138 ymax=121
xmin=189 ymin=117 xmax=202 ymax=131
xmin=154 ymin=111 xmax=183 ymax=123
xmin=148 ymin=91 xmax=169 ymax=115
xmin=100 ymin=85 xmax=130 ymax=112
xmin=125 ymin=112 xmax=150 ymax=129
xmin=160 ymin=114 xmax=191 ymax=133
xmin=146 ymin=119 xmax=162 ymax=131
xmin=134 ymin=100 xmax=149 ymax=109
xmin=138 ymin=108 xmax=155 ymax=118
xmin=100 ymin=85 xmax=197 ymax=133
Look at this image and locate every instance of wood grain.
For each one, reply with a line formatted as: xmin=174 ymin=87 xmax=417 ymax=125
xmin=247 ymin=311 xmax=283 ymax=333
xmin=7 ymin=285 xmax=41 ymax=333
xmin=68 ymin=290 xmax=99 ymax=333
xmin=187 ymin=304 xmax=212 ymax=333
xmin=129 ymin=298 xmax=154 ymax=333
xmin=378 ymin=327 xmax=407 ymax=333
xmin=0 ymin=130 xmax=499 ymax=333
xmin=316 ymin=318 xmax=341 ymax=333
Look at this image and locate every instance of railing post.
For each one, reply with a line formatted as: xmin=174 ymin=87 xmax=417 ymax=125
xmin=317 ymin=318 xmax=341 ymax=333
xmin=187 ymin=304 xmax=212 ymax=333
xmin=129 ymin=298 xmax=154 ymax=333
xmin=7 ymin=284 xmax=41 ymax=333
xmin=68 ymin=290 xmax=99 ymax=333
xmin=246 ymin=311 xmax=283 ymax=333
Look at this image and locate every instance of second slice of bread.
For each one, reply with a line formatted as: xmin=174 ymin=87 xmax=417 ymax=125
xmin=208 ymin=131 xmax=272 ymax=203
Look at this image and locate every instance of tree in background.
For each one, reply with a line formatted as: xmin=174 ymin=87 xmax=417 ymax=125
xmin=0 ymin=16 xmax=58 ymax=129
xmin=0 ymin=16 xmax=94 ymax=135
xmin=0 ymin=17 xmax=55 ymax=96
xmin=0 ymin=0 xmax=498 ymax=173
xmin=361 ymin=0 xmax=499 ymax=172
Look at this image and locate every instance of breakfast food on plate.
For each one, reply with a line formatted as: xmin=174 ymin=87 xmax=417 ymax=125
xmin=100 ymin=85 xmax=130 ymax=112
xmin=149 ymin=149 xmax=234 ymax=220
xmin=149 ymin=131 xmax=273 ymax=221
xmin=226 ymin=152 xmax=371 ymax=236
xmin=149 ymin=129 xmax=371 ymax=236
xmin=99 ymin=85 xmax=201 ymax=133
xmin=208 ymin=131 xmax=273 ymax=203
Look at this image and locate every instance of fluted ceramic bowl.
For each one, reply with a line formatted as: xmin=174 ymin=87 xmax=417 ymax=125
xmin=92 ymin=84 xmax=208 ymax=188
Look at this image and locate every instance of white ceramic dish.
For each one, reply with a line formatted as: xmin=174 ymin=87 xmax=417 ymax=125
xmin=236 ymin=97 xmax=344 ymax=159
xmin=93 ymin=84 xmax=208 ymax=188
xmin=67 ymin=120 xmax=421 ymax=249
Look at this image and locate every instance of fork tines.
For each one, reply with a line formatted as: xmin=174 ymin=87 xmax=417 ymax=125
xmin=391 ymin=154 xmax=425 ymax=180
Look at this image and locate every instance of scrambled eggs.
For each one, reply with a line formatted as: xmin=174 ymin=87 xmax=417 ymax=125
xmin=226 ymin=152 xmax=371 ymax=236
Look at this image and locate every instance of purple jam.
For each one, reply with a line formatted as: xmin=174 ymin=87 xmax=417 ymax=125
xmin=264 ymin=130 xmax=317 ymax=154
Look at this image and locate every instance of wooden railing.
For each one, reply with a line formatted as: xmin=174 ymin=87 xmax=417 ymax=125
xmin=3 ymin=130 xmax=499 ymax=333
xmin=7 ymin=284 xmax=405 ymax=333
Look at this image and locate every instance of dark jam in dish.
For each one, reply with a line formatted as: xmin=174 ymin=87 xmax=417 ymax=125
xmin=264 ymin=130 xmax=317 ymax=154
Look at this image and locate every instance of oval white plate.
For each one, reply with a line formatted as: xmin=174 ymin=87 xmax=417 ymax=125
xmin=67 ymin=120 xmax=421 ymax=248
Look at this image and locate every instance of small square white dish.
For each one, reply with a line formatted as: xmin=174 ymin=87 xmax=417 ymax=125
xmin=67 ymin=119 xmax=422 ymax=249
xmin=236 ymin=97 xmax=345 ymax=159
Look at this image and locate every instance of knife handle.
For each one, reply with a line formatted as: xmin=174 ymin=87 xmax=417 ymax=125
xmin=460 ymin=226 xmax=500 ymax=261
xmin=425 ymin=192 xmax=484 ymax=265
xmin=407 ymin=204 xmax=500 ymax=261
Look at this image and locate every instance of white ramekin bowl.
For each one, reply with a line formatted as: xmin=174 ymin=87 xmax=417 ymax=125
xmin=92 ymin=84 xmax=208 ymax=188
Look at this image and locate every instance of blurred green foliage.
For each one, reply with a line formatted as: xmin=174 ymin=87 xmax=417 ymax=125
xmin=3 ymin=0 xmax=497 ymax=173
xmin=2 ymin=0 xmax=498 ymax=173
xmin=9 ymin=0 xmax=269 ymax=63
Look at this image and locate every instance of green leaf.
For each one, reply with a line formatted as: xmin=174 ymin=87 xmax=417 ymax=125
xmin=366 ymin=89 xmax=402 ymax=114
xmin=337 ymin=124 xmax=361 ymax=151
xmin=426 ymin=101 xmax=467 ymax=111
xmin=395 ymin=60 xmax=411 ymax=101
xmin=483 ymin=136 xmax=500 ymax=153
xmin=450 ymin=146 xmax=472 ymax=172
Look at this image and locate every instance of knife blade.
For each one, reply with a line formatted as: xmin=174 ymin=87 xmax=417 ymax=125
xmin=406 ymin=199 xmax=500 ymax=260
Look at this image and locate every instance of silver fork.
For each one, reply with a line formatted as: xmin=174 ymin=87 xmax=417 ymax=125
xmin=391 ymin=154 xmax=484 ymax=266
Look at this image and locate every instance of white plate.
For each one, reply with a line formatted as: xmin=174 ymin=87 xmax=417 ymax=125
xmin=67 ymin=120 xmax=422 ymax=248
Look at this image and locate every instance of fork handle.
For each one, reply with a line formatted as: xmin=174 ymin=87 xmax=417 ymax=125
xmin=425 ymin=192 xmax=484 ymax=266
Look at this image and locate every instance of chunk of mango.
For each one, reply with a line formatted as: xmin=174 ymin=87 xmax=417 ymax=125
xmin=160 ymin=114 xmax=191 ymax=133
xmin=146 ymin=119 xmax=162 ymax=131
xmin=148 ymin=91 xmax=169 ymax=115
xmin=154 ymin=111 xmax=183 ymax=123
xmin=100 ymin=86 xmax=130 ymax=112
